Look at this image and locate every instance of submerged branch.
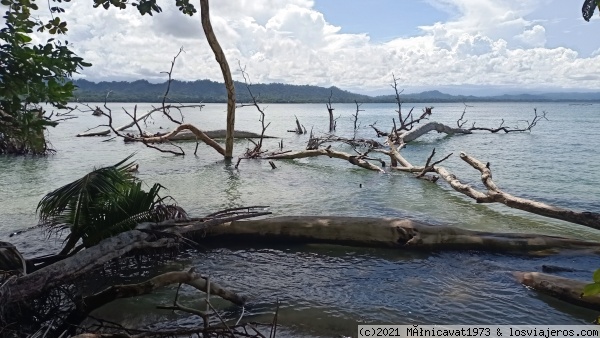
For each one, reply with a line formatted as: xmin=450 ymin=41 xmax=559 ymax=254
xmin=266 ymin=148 xmax=384 ymax=172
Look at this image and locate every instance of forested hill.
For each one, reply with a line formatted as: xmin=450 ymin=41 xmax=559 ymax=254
xmin=72 ymin=79 xmax=600 ymax=103
xmin=72 ymin=79 xmax=377 ymax=103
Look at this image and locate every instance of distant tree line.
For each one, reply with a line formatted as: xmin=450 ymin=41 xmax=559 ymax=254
xmin=72 ymin=79 xmax=600 ymax=104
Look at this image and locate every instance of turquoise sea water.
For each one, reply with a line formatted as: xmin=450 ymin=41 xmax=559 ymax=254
xmin=1 ymin=102 xmax=599 ymax=336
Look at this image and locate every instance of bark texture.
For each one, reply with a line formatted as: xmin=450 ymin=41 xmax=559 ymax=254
xmin=200 ymin=0 xmax=235 ymax=159
xmin=401 ymin=122 xmax=472 ymax=143
xmin=455 ymin=152 xmax=600 ymax=229
xmin=139 ymin=123 xmax=226 ymax=156
xmin=267 ymin=149 xmax=385 ymax=172
xmin=205 ymin=216 xmax=600 ymax=253
xmin=514 ymin=271 xmax=600 ymax=310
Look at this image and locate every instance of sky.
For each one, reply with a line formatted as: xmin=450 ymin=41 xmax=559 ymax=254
xmin=4 ymin=0 xmax=600 ymax=95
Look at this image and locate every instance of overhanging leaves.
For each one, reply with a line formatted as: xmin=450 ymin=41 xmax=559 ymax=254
xmin=582 ymin=0 xmax=600 ymax=21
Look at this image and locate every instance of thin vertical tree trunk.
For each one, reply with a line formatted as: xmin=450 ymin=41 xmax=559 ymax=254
xmin=199 ymin=0 xmax=235 ymax=159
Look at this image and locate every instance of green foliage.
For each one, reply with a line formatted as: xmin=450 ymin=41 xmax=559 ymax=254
xmin=37 ymin=155 xmax=187 ymax=254
xmin=582 ymin=0 xmax=600 ymax=21
xmin=582 ymin=269 xmax=600 ymax=297
xmin=92 ymin=0 xmax=196 ymax=16
xmin=0 ymin=0 xmax=90 ymax=155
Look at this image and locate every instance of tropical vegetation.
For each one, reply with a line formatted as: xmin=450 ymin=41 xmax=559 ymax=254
xmin=0 ymin=0 xmax=89 ymax=155
xmin=37 ymin=155 xmax=187 ymax=256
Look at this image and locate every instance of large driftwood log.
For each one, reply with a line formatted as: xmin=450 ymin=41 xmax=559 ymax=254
xmin=514 ymin=271 xmax=600 ymax=310
xmin=457 ymin=152 xmax=600 ymax=229
xmin=382 ymin=135 xmax=600 ymax=230
xmin=266 ymin=149 xmax=385 ymax=172
xmin=168 ymin=129 xmax=276 ymax=141
xmin=137 ymin=123 xmax=226 ymax=156
xmin=203 ymin=216 xmax=600 ymax=253
xmin=401 ymin=122 xmax=472 ymax=143
xmin=0 ymin=209 xmax=270 ymax=305
xmin=0 ymin=230 xmax=175 ymax=305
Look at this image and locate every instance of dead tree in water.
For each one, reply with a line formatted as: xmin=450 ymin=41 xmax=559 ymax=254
xmin=287 ymin=115 xmax=306 ymax=134
xmin=352 ymin=100 xmax=363 ymax=134
xmin=264 ymin=74 xmax=598 ymax=230
xmin=326 ymin=90 xmax=338 ymax=132
xmin=235 ymin=64 xmax=273 ymax=168
xmin=78 ymin=0 xmax=238 ymax=160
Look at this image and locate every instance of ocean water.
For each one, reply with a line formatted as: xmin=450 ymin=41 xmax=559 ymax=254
xmin=1 ymin=102 xmax=599 ymax=335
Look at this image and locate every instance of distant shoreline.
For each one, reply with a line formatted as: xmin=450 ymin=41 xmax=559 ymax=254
xmin=72 ymin=99 xmax=600 ymax=104
xmin=72 ymin=79 xmax=600 ymax=104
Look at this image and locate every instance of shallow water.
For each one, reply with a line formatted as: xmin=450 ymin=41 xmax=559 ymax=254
xmin=1 ymin=102 xmax=599 ymax=335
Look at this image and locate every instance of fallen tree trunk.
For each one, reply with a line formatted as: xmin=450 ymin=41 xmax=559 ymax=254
xmin=266 ymin=149 xmax=385 ymax=172
xmin=514 ymin=271 xmax=600 ymax=310
xmin=167 ymin=129 xmax=276 ymax=141
xmin=0 ymin=209 xmax=270 ymax=305
xmin=456 ymin=152 xmax=600 ymax=230
xmin=0 ymin=230 xmax=175 ymax=305
xmin=203 ymin=216 xmax=600 ymax=253
xmin=380 ymin=136 xmax=600 ymax=230
xmin=137 ymin=123 xmax=226 ymax=156
xmin=400 ymin=122 xmax=472 ymax=143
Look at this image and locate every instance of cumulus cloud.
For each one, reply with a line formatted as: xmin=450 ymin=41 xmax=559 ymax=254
xmin=13 ymin=0 xmax=600 ymax=91
xmin=515 ymin=25 xmax=546 ymax=47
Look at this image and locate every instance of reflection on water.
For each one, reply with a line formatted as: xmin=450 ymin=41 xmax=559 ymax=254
xmin=223 ymin=166 xmax=243 ymax=210
xmin=2 ymin=102 xmax=600 ymax=336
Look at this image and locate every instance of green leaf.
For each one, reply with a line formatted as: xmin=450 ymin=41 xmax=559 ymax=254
xmin=582 ymin=282 xmax=600 ymax=297
xmin=583 ymin=0 xmax=598 ymax=21
xmin=593 ymin=269 xmax=600 ymax=283
xmin=15 ymin=33 xmax=31 ymax=42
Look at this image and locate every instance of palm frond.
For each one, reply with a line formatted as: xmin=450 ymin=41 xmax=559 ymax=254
xmin=78 ymin=183 xmax=188 ymax=247
xmin=37 ymin=154 xmax=137 ymax=230
xmin=35 ymin=154 xmax=188 ymax=253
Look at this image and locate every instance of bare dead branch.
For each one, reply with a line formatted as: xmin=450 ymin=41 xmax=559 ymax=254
xmin=326 ymin=90 xmax=335 ymax=132
xmin=237 ymin=61 xmax=271 ymax=159
xmin=352 ymin=100 xmax=363 ymax=132
xmin=267 ymin=148 xmax=384 ymax=172
xmin=468 ymin=109 xmax=548 ymax=133
xmin=391 ymin=73 xmax=404 ymax=125
xmin=369 ymin=122 xmax=389 ymax=137
xmin=159 ymin=47 xmax=185 ymax=125
xmin=287 ymin=115 xmax=304 ymax=134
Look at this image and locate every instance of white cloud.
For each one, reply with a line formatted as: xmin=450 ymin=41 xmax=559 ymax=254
xmin=515 ymin=25 xmax=547 ymax=47
xmin=9 ymin=0 xmax=600 ymax=91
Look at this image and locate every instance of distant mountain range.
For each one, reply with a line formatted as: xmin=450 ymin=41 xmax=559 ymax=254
xmin=72 ymin=79 xmax=600 ymax=103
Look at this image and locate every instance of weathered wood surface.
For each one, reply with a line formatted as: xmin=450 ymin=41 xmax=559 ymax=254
xmin=266 ymin=149 xmax=385 ymax=172
xmin=168 ymin=129 xmax=276 ymax=140
xmin=3 ymin=215 xmax=599 ymax=308
xmin=514 ymin=271 xmax=600 ymax=310
xmin=200 ymin=0 xmax=235 ymax=159
xmin=204 ymin=216 xmax=600 ymax=253
xmin=401 ymin=122 xmax=472 ymax=143
xmin=456 ymin=152 xmax=600 ymax=230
